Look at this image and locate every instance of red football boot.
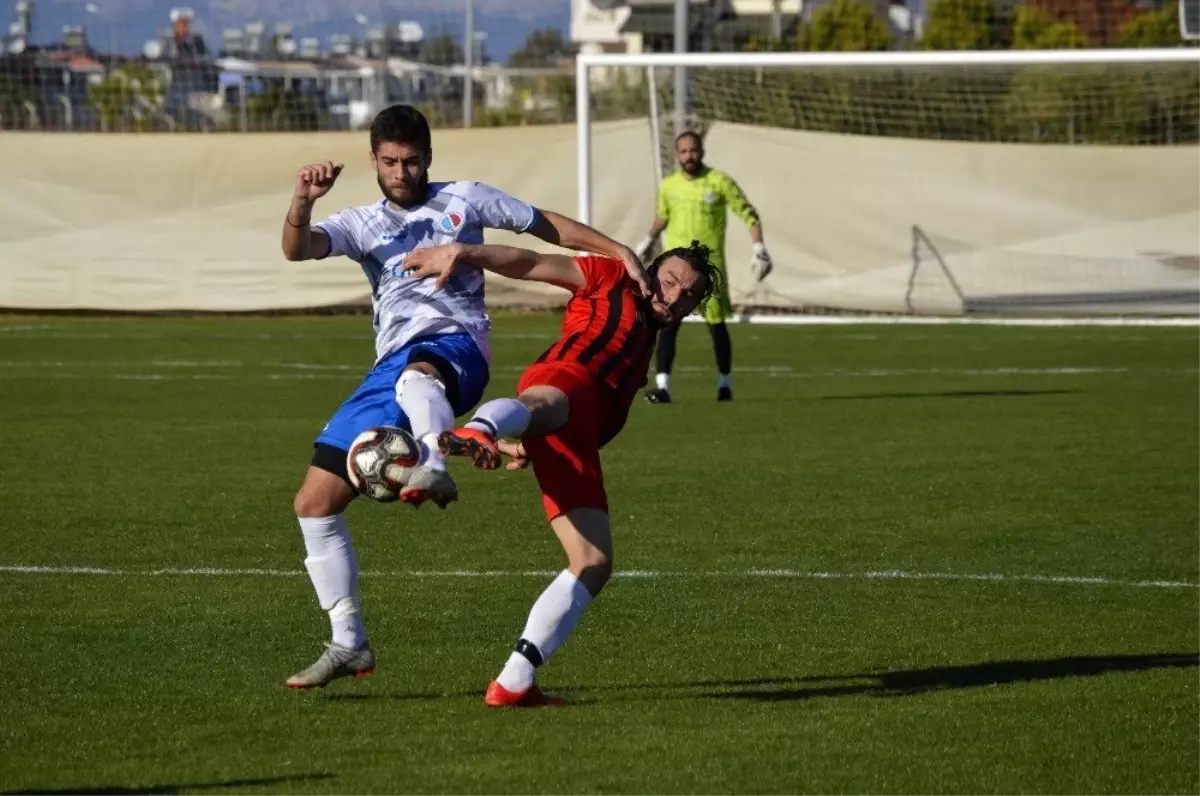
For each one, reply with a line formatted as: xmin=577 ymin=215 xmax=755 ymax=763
xmin=484 ymin=680 xmax=565 ymax=708
xmin=438 ymin=427 xmax=502 ymax=470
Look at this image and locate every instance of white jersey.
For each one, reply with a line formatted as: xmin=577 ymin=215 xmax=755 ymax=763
xmin=314 ymin=180 xmax=537 ymax=363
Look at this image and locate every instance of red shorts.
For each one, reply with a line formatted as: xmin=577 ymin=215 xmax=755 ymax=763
xmin=517 ymin=361 xmax=629 ymax=521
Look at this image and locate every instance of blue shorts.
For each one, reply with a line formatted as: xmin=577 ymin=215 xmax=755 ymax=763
xmin=315 ymin=333 xmax=489 ymax=452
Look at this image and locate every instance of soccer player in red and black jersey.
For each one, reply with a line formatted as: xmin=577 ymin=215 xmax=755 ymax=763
xmin=404 ymin=238 xmax=718 ymax=707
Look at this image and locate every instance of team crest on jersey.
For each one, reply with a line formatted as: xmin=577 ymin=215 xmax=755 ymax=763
xmin=439 ymin=212 xmax=464 ymax=233
xmin=704 ymin=192 xmax=718 ymax=204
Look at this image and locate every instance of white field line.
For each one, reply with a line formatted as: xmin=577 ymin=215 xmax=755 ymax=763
xmin=0 ymin=361 xmax=1172 ymax=378
xmin=2 ymin=318 xmax=1196 ymax=336
xmin=0 ymin=564 xmax=1194 ymax=590
xmin=0 ymin=330 xmax=549 ymax=341
xmin=0 ymin=324 xmax=59 ymax=333
xmin=0 ymin=360 xmax=246 ymax=368
xmin=681 ymin=315 xmax=1200 ymax=327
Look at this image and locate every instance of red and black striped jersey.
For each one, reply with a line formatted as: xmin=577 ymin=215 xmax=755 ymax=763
xmin=536 ymin=255 xmax=658 ymax=406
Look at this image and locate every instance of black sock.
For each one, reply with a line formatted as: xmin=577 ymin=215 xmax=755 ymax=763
xmin=709 ymin=322 xmax=732 ymax=376
xmin=655 ymin=323 xmax=680 ymax=389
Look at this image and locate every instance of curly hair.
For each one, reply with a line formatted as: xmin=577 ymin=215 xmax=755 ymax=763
xmin=370 ymin=104 xmax=432 ymax=155
xmin=650 ymin=239 xmax=722 ymax=303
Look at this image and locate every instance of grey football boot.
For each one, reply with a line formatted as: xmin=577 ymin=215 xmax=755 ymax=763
xmin=286 ymin=642 xmax=376 ymax=689
xmin=399 ymin=465 xmax=458 ymax=509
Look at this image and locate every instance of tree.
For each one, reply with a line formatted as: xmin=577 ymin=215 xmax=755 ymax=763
xmin=0 ymin=70 xmax=35 ymax=129
xmin=502 ymin=28 xmax=575 ymax=125
xmin=907 ymin=0 xmax=1010 ymax=140
xmin=421 ymin=33 xmax=463 ymax=66
xmin=1005 ymin=7 xmax=1098 ymax=143
xmin=920 ymin=0 xmax=1004 ymax=50
xmin=739 ymin=33 xmax=787 ymax=52
xmin=795 ymin=0 xmax=892 ymax=51
xmin=88 ymin=63 xmax=165 ymax=132
xmin=245 ymin=81 xmax=323 ymax=131
xmin=1113 ymin=4 xmax=1200 ymax=144
xmin=508 ymin=28 xmax=574 ymax=68
xmin=1115 ymin=3 xmax=1188 ymax=47
xmin=1011 ymin=5 xmax=1089 ymax=48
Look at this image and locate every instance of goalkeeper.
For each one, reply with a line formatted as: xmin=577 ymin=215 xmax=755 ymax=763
xmin=635 ymin=131 xmax=771 ymax=403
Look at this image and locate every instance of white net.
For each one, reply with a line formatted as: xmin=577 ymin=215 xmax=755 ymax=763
xmin=653 ymin=60 xmax=1200 ymax=148
xmin=586 ymin=56 xmax=1200 ymax=319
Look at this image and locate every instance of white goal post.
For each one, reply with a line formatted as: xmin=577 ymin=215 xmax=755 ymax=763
xmin=573 ymin=48 xmax=1200 ymax=321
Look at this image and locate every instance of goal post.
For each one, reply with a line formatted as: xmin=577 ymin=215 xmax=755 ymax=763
xmin=574 ymin=48 xmax=1200 ymax=320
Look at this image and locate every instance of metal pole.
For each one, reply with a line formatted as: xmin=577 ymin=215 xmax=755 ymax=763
xmin=647 ymin=65 xmax=663 ymax=188
xmin=673 ymin=0 xmax=687 ymax=136
xmin=575 ymin=57 xmax=591 ymax=225
xmin=463 ymin=0 xmax=473 ymax=128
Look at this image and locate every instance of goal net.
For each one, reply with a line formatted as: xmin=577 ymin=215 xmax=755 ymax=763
xmin=577 ymin=50 xmax=1200 ymax=320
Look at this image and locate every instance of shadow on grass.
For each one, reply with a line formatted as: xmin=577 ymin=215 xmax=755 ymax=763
xmin=820 ymin=388 xmax=1081 ymax=401
xmin=560 ymin=652 xmax=1199 ymax=704
xmin=322 ymin=691 xmax=457 ymax=703
xmin=269 ymin=653 xmax=1198 ymax=707
xmin=1 ymin=773 xmax=336 ymax=795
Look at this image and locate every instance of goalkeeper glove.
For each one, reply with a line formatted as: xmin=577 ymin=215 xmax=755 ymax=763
xmin=633 ymin=236 xmax=656 ymax=261
xmin=751 ymin=242 xmax=773 ymax=283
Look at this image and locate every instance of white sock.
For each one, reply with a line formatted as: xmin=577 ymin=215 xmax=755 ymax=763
xmin=718 ymin=373 xmax=732 ymax=390
xmin=497 ymin=570 xmax=593 ymax=691
xmin=300 ymin=514 xmax=367 ymax=649
xmin=655 ymin=373 xmax=670 ymax=391
xmin=466 ymin=398 xmax=531 ymax=439
xmin=397 ymin=370 xmax=454 ymax=471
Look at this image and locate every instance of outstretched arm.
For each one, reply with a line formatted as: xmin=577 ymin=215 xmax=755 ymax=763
xmin=405 ymin=242 xmax=585 ymax=293
xmin=721 ymin=175 xmax=771 ymax=282
xmin=526 ymin=209 xmax=649 ymax=297
xmin=635 ymin=181 xmax=671 ymax=259
xmin=635 ymin=215 xmax=668 ymax=260
xmin=749 ymin=221 xmax=764 ymax=245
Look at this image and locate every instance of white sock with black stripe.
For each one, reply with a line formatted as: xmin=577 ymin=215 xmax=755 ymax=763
xmin=466 ymin=398 xmax=532 ymax=439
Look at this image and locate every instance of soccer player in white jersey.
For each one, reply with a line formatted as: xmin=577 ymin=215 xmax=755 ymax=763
xmin=279 ymin=104 xmax=648 ymax=689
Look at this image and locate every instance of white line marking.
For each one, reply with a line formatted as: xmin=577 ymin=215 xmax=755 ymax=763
xmin=2 ymin=361 xmax=1194 ymax=382
xmin=0 ymin=324 xmax=59 ymax=333
xmin=0 ymin=565 xmax=1193 ymax=589
xmin=0 ymin=329 xmax=552 ymax=340
xmin=270 ymin=362 xmax=362 ymax=371
xmin=682 ymin=315 xmax=1200 ymax=327
xmin=113 ymin=373 xmax=231 ymax=381
xmin=0 ymin=360 xmax=245 ymax=368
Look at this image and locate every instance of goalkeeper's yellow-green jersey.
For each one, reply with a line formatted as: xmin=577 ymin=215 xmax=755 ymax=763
xmin=656 ymin=167 xmax=759 ymax=269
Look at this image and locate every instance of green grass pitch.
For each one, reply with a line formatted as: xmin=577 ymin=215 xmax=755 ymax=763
xmin=0 ymin=314 xmax=1196 ymax=794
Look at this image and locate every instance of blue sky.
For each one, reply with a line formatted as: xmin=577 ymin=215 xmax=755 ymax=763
xmin=16 ymin=0 xmax=571 ymax=62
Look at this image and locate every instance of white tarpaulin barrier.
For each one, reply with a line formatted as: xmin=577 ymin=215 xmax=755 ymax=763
xmin=1 ymin=121 xmax=1196 ymax=315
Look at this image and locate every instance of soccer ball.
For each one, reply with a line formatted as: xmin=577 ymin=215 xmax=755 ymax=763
xmin=346 ymin=426 xmax=421 ymax=503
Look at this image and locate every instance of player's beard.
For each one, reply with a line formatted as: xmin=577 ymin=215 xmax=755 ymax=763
xmin=378 ymin=172 xmax=428 ymax=208
xmin=680 ymin=159 xmax=702 ymax=175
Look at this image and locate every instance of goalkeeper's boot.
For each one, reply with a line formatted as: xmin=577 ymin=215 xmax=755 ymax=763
xmin=484 ymin=680 xmax=565 ymax=708
xmin=438 ymin=428 xmax=502 ymax=471
xmin=644 ymin=388 xmax=672 ymax=404
xmin=717 ymin=386 xmax=733 ymax=402
xmin=286 ymin=642 xmax=375 ymax=689
xmin=399 ymin=466 xmax=458 ymax=509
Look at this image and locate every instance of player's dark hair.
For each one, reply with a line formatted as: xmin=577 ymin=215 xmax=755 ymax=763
xmin=651 ymin=239 xmax=722 ymax=302
xmin=370 ymin=104 xmax=432 ymax=155
xmin=674 ymin=130 xmax=703 ymax=149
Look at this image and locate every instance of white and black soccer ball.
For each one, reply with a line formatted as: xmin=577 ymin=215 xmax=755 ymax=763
xmin=346 ymin=426 xmax=421 ymax=503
